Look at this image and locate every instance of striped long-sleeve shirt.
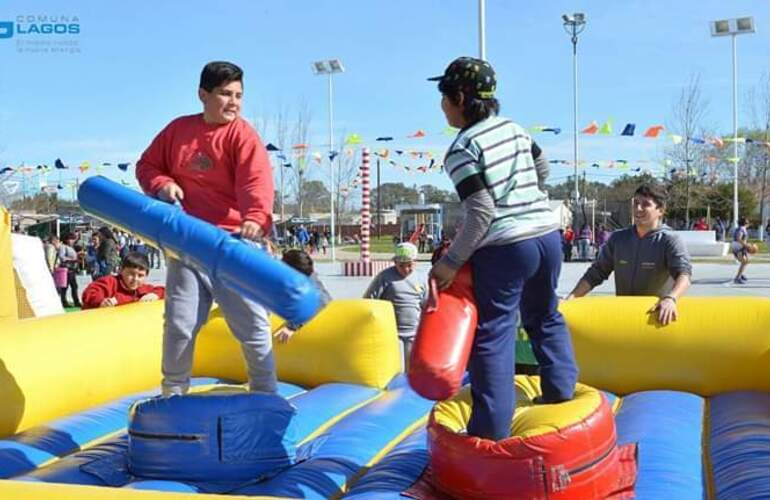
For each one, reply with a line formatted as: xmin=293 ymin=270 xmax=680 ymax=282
xmin=443 ymin=116 xmax=558 ymax=259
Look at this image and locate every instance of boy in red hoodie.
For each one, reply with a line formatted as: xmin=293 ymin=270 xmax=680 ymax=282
xmin=82 ymin=252 xmax=165 ymax=309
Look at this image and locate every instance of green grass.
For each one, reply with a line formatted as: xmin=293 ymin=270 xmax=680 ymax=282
xmin=339 ymin=235 xmax=426 ymax=254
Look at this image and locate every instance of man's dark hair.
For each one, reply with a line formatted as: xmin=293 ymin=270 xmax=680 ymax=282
xmin=199 ymin=61 xmax=243 ymax=92
xmin=634 ymin=183 xmax=667 ymax=209
xmin=282 ymin=249 xmax=313 ymax=276
xmin=121 ymin=252 xmax=150 ymax=272
xmin=439 ymin=81 xmax=500 ymax=125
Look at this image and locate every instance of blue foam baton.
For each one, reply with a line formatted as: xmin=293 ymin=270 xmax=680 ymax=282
xmin=78 ymin=176 xmax=320 ymax=324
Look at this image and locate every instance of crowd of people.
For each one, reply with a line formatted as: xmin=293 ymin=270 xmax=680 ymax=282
xmin=43 ymin=226 xmax=164 ymax=308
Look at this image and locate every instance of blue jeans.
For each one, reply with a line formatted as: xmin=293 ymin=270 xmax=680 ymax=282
xmin=468 ymin=231 xmax=578 ymax=440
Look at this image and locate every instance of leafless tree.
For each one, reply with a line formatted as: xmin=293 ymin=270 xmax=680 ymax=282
xmin=285 ymin=102 xmax=312 ymax=218
xmin=747 ymin=72 xmax=770 ymax=237
xmin=666 ymin=73 xmax=709 ymax=227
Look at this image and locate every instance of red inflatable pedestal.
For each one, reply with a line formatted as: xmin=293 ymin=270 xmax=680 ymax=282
xmin=408 ymin=264 xmax=476 ymax=401
xmin=422 ymin=383 xmax=638 ymax=500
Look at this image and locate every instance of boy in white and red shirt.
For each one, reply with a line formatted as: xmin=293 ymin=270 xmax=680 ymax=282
xmin=82 ymin=252 xmax=165 ymax=309
xmin=136 ymin=61 xmax=276 ymax=396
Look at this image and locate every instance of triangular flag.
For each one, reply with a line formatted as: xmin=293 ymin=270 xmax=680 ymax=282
xmin=292 ymin=144 xmax=308 ymax=150
xmin=709 ymin=137 xmax=725 ymax=148
xmin=670 ymin=134 xmax=683 ymax=145
xmin=117 ymin=163 xmax=131 ymax=171
xmin=0 ymin=167 xmax=13 ymax=174
xmin=328 ymin=151 xmax=338 ymax=161
xmin=344 ymin=134 xmax=362 ymax=145
xmin=542 ymin=127 xmax=561 ymax=134
xmin=375 ymin=136 xmax=393 ymax=142
xmin=377 ymin=149 xmax=390 ymax=159
xmin=643 ymin=125 xmax=664 ymax=138
xmin=621 ymin=124 xmax=636 ymax=136
xmin=581 ymin=121 xmax=599 ymax=134
xmin=691 ymin=137 xmax=706 ymax=144
xmin=266 ymin=143 xmax=280 ymax=152
xmin=312 ymin=152 xmax=322 ymax=164
xmin=55 ymin=158 xmax=68 ymax=169
xmin=598 ymin=119 xmax=613 ymax=135
xmin=529 ymin=125 xmax=547 ymax=133
xmin=1 ymin=181 xmax=19 ymax=194
xmin=408 ymin=130 xmax=426 ymax=138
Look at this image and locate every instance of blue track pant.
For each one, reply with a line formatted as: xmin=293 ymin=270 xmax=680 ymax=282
xmin=467 ymin=230 xmax=578 ymax=440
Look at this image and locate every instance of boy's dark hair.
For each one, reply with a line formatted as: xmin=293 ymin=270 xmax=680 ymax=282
xmin=440 ymin=81 xmax=500 ymax=125
xmin=282 ymin=249 xmax=313 ymax=276
xmin=634 ymin=184 xmax=667 ymax=209
xmin=121 ymin=251 xmax=150 ymax=272
xmin=200 ymin=61 xmax=243 ymax=92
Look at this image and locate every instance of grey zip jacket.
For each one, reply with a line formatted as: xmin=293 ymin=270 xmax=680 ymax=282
xmin=581 ymin=224 xmax=692 ymax=296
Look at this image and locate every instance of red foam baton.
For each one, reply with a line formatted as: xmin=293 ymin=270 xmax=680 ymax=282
xmin=408 ymin=264 xmax=477 ymax=400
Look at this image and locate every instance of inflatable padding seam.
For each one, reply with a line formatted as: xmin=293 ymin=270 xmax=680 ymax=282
xmin=702 ymin=397 xmax=714 ymax=500
xmin=337 ymin=415 xmax=429 ymax=498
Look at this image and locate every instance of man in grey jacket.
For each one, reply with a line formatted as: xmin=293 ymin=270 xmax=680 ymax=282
xmin=565 ymin=184 xmax=691 ymax=325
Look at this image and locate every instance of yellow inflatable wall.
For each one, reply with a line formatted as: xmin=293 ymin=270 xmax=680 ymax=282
xmin=0 ymin=301 xmax=166 ymax=436
xmin=193 ymin=299 xmax=401 ymax=390
xmin=0 ymin=208 xmax=18 ymax=322
xmin=560 ymin=296 xmax=770 ymax=396
xmin=0 ymin=298 xmax=401 ymax=437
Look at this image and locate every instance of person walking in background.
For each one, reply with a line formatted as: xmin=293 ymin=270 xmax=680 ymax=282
xmin=594 ymin=224 xmax=611 ymax=259
xmin=58 ymin=234 xmax=82 ymax=308
xmin=562 ymin=224 xmax=574 ymax=262
xmin=576 ymin=223 xmax=592 ymax=261
xmin=713 ymin=216 xmax=726 ymax=242
xmin=731 ymin=217 xmax=753 ymax=285
xmin=96 ymin=226 xmax=121 ymax=277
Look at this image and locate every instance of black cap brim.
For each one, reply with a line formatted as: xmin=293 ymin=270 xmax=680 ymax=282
xmin=427 ymin=76 xmax=443 ymax=81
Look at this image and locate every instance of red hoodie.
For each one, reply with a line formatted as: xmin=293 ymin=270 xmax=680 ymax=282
xmin=82 ymin=275 xmax=166 ymax=310
xmin=135 ymin=114 xmax=274 ymax=233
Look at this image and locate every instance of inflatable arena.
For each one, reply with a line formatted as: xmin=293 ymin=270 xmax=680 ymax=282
xmin=1 ymin=178 xmax=770 ymax=499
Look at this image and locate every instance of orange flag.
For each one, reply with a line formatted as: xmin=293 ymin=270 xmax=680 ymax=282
xmin=643 ymin=125 xmax=664 ymax=138
xmin=408 ymin=130 xmax=426 ymax=138
xmin=581 ymin=121 xmax=599 ymax=134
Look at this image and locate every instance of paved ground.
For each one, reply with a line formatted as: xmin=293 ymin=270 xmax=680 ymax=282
xmin=78 ymin=257 xmax=770 ymax=301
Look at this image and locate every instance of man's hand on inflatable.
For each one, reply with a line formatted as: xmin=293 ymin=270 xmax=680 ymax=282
xmin=157 ymin=182 xmax=185 ymax=204
xmin=650 ymin=296 xmax=678 ymax=326
xmin=430 ymin=261 xmax=458 ymax=291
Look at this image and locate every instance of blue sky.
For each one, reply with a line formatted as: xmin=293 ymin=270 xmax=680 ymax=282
xmin=0 ymin=0 xmax=768 ymax=201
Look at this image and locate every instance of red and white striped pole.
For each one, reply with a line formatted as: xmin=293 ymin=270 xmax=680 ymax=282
xmin=360 ymin=148 xmax=371 ymax=264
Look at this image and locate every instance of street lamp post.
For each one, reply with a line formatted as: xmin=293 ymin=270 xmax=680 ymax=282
xmin=311 ymin=58 xmax=345 ymax=264
xmin=562 ymin=12 xmax=586 ymax=229
xmin=710 ymin=16 xmax=755 ymax=229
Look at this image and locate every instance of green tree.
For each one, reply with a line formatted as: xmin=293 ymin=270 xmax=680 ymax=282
xmin=302 ymin=180 xmax=331 ymax=213
xmin=372 ymin=182 xmax=419 ymax=209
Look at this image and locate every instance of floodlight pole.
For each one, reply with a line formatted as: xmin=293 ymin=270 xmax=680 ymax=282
xmin=731 ymin=33 xmax=739 ymax=229
xmin=327 ymin=71 xmax=336 ymax=263
xmin=479 ymin=0 xmax=486 ymax=60
xmin=563 ymin=13 xmax=586 ymax=230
